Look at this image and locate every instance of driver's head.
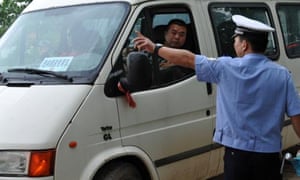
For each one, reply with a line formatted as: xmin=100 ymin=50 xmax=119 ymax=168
xmin=164 ymin=19 xmax=187 ymax=48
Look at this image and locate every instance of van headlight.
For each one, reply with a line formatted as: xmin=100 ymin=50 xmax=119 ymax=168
xmin=0 ymin=150 xmax=55 ymax=177
xmin=0 ymin=151 xmax=29 ymax=175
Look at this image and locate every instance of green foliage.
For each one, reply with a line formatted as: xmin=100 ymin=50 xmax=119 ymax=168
xmin=0 ymin=0 xmax=32 ymax=36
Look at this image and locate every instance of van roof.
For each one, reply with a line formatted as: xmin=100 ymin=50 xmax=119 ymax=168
xmin=24 ymin=0 xmax=148 ymax=13
xmin=24 ymin=0 xmax=298 ymax=14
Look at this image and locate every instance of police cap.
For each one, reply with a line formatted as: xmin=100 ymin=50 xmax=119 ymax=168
xmin=232 ymin=15 xmax=275 ymax=38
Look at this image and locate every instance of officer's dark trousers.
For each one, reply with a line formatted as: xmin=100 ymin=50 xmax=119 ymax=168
xmin=224 ymin=146 xmax=282 ymax=180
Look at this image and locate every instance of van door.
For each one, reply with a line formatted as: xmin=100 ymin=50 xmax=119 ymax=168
xmin=105 ymin=3 xmax=216 ymax=179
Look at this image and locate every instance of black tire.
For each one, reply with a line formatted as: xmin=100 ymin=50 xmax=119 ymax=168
xmin=93 ymin=162 xmax=143 ymax=180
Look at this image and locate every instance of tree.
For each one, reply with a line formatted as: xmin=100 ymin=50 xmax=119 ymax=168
xmin=0 ymin=0 xmax=32 ymax=36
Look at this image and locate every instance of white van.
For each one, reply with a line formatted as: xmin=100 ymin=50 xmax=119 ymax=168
xmin=0 ymin=0 xmax=299 ymax=179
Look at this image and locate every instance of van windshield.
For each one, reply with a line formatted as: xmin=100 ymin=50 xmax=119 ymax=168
xmin=0 ymin=3 xmax=129 ymax=84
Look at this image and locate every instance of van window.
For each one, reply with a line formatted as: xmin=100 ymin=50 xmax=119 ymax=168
xmin=209 ymin=4 xmax=278 ymax=59
xmin=277 ymin=4 xmax=300 ymax=58
xmin=105 ymin=6 xmax=199 ymax=97
xmin=153 ymin=14 xmax=191 ymax=27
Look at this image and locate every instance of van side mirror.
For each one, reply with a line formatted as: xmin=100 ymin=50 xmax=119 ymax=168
xmin=119 ymin=51 xmax=152 ymax=92
xmin=104 ymin=51 xmax=152 ymax=97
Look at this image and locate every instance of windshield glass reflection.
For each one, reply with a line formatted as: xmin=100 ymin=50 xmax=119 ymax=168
xmin=0 ymin=3 xmax=128 ymax=83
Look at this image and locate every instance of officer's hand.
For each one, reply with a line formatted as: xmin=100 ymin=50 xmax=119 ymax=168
xmin=133 ymin=31 xmax=155 ymax=53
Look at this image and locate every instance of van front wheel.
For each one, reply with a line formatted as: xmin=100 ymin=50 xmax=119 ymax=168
xmin=93 ymin=161 xmax=143 ymax=180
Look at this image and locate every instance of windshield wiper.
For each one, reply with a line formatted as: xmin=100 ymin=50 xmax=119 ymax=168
xmin=7 ymin=68 xmax=73 ymax=82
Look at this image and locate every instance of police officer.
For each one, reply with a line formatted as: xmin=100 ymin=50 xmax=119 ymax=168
xmin=134 ymin=15 xmax=300 ymax=180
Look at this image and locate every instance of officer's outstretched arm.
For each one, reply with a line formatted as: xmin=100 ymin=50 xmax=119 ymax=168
xmin=134 ymin=31 xmax=195 ymax=69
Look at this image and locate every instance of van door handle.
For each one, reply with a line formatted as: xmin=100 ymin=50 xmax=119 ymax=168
xmin=206 ymin=82 xmax=212 ymax=95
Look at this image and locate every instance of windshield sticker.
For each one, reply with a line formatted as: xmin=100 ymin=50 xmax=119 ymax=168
xmin=39 ymin=56 xmax=73 ymax=71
